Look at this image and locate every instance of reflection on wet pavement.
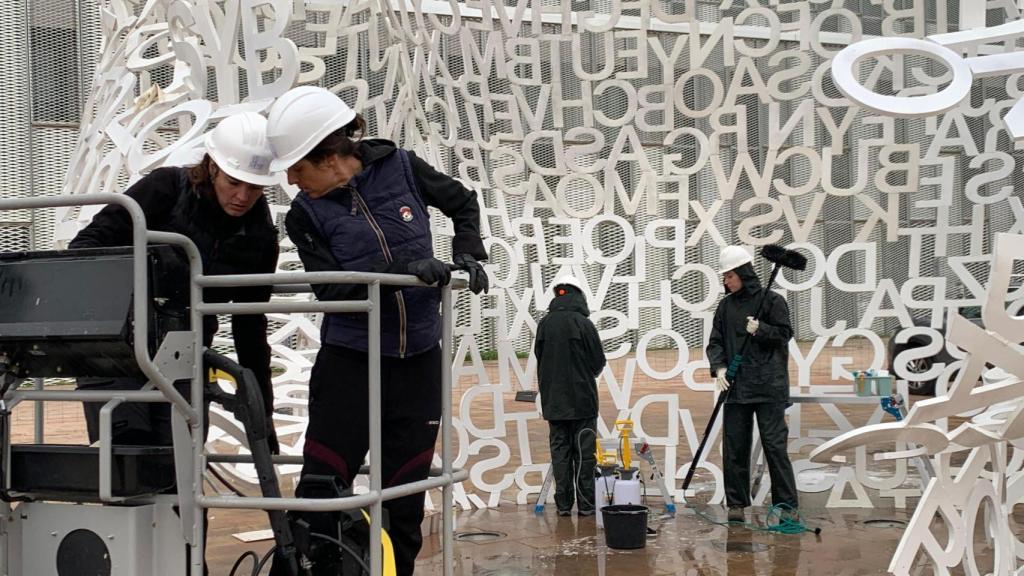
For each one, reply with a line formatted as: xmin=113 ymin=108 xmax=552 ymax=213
xmin=415 ymin=503 xmax=927 ymax=575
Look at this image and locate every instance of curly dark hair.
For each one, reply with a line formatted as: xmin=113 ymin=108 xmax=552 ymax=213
xmin=186 ymin=154 xmax=215 ymax=189
xmin=302 ymin=114 xmax=367 ymax=165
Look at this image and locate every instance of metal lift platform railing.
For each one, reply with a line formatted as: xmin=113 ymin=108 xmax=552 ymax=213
xmin=0 ymin=194 xmax=465 ymax=576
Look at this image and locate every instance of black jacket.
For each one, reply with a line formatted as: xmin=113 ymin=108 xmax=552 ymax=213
xmin=69 ymin=166 xmax=279 ymax=412
xmin=284 ymin=139 xmax=488 ymax=303
xmin=706 ymin=263 xmax=793 ymax=404
xmin=535 ymin=289 xmax=606 ymax=421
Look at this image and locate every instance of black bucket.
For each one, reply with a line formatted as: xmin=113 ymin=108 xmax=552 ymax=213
xmin=601 ymin=504 xmax=648 ymax=549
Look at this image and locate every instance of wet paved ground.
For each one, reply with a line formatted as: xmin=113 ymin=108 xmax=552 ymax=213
xmin=204 ymin=492 xmax=989 ymax=575
xmin=411 ymin=500 xmax=920 ymax=576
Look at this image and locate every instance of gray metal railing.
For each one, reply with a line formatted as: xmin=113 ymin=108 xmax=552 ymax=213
xmin=0 ymin=194 xmax=463 ymax=576
xmin=191 ymin=267 xmax=464 ymax=576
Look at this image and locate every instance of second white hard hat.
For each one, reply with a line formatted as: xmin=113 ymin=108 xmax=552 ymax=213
xmin=552 ymin=275 xmax=585 ymax=295
xmin=204 ymin=111 xmax=278 ymax=186
xmin=266 ymin=86 xmax=356 ymax=172
xmin=719 ymin=246 xmax=753 ymax=275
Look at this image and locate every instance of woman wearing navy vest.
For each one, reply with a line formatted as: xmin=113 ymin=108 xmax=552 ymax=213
xmin=267 ymin=86 xmax=488 ymax=575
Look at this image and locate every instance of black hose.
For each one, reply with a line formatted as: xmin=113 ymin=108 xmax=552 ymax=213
xmin=574 ymin=427 xmax=597 ymax=510
xmin=254 ymin=547 xmax=277 ymax=575
xmin=207 ymin=462 xmax=248 ymax=498
xmin=311 ymin=532 xmax=372 ymax=575
xmin=229 ymin=550 xmax=259 ymax=576
xmin=247 ymin=531 xmax=376 ymax=575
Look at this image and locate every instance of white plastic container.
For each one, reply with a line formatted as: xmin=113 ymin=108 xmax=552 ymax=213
xmin=613 ymin=478 xmax=642 ymax=506
xmin=595 ymin=475 xmax=617 ymax=529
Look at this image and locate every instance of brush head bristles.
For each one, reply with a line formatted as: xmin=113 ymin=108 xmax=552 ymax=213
xmin=761 ymin=244 xmax=808 ymax=271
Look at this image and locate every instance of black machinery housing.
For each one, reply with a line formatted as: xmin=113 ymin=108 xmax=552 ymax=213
xmin=0 ymin=245 xmax=190 ymax=379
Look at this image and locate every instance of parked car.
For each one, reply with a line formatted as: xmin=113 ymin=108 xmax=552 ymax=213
xmin=887 ymin=307 xmax=982 ymax=396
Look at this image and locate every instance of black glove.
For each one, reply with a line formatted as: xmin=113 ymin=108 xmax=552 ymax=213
xmin=452 ymin=253 xmax=489 ymax=294
xmin=407 ymin=257 xmax=451 ymax=286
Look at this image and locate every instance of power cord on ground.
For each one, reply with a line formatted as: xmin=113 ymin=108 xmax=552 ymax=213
xmin=689 ymin=502 xmax=820 ymax=535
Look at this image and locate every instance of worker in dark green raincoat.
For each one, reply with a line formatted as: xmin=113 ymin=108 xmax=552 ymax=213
xmin=535 ymin=275 xmax=607 ymax=517
xmin=707 ymin=246 xmax=798 ymax=522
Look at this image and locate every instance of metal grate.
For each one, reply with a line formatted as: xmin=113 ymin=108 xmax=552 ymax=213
xmin=29 ymin=0 xmax=81 ymax=125
xmin=31 ymin=126 xmax=79 ymax=249
xmin=0 ymin=0 xmax=32 ymax=229
xmin=0 ymin=225 xmax=32 ymax=253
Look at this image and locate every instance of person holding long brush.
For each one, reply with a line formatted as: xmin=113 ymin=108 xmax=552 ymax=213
xmin=706 ymin=245 xmax=799 ymax=522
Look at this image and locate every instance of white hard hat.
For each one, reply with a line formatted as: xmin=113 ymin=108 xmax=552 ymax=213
xmin=266 ymin=86 xmax=356 ymax=172
xmin=719 ymin=246 xmax=753 ymax=275
xmin=551 ymin=275 xmax=585 ymax=296
xmin=203 ymin=112 xmax=277 ymax=186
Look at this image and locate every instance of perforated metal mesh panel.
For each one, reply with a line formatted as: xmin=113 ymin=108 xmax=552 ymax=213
xmin=0 ymin=1 xmax=32 ymax=231
xmin=0 ymin=226 xmax=32 ymax=253
xmin=31 ymin=127 xmax=79 ymax=250
xmin=30 ymin=0 xmax=81 ymax=125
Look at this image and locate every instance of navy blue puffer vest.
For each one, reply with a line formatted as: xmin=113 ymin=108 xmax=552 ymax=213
xmin=293 ymin=148 xmax=439 ymax=357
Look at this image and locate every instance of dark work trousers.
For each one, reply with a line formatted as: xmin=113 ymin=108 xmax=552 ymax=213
xmin=548 ymin=418 xmax=597 ymax=513
xmin=301 ymin=343 xmax=442 ymax=576
xmin=723 ymin=402 xmax=798 ymax=509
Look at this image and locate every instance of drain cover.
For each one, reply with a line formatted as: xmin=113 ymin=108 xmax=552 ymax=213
xmin=863 ymin=519 xmax=907 ymax=529
xmin=714 ymin=541 xmax=769 ymax=553
xmin=454 ymin=531 xmax=506 ymax=543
